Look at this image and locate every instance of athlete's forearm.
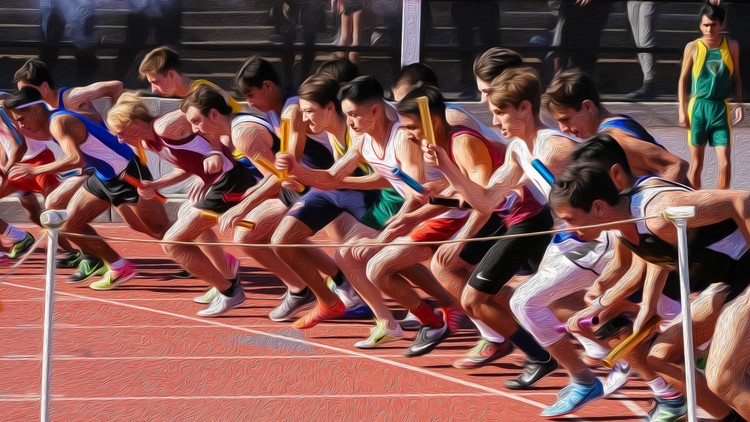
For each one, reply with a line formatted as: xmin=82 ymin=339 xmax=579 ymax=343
xmin=152 ymin=168 xmax=190 ymax=189
xmin=34 ymin=156 xmax=82 ymax=175
xmin=233 ymin=175 xmax=282 ymax=217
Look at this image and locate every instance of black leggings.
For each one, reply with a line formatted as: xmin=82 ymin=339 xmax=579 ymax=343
xmin=467 ymin=208 xmax=553 ymax=295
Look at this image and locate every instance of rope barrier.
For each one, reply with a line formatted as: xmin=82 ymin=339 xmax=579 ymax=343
xmin=57 ymin=215 xmax=661 ymax=249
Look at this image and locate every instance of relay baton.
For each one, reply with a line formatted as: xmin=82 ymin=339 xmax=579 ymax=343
xmin=200 ymin=209 xmax=255 ymax=230
xmin=554 ymin=316 xmax=599 ymax=334
xmin=428 ymin=197 xmax=472 ymax=209
xmin=121 ymin=173 xmax=166 ymax=204
xmin=416 ymin=97 xmax=436 ymax=146
xmin=0 ymin=108 xmax=23 ymax=146
xmin=280 ymin=117 xmax=290 ymax=154
xmin=392 ymin=167 xmax=427 ymax=194
xmin=252 ymin=154 xmax=305 ymax=193
xmin=601 ymin=316 xmax=662 ymax=369
xmin=531 ymin=158 xmax=555 ymax=185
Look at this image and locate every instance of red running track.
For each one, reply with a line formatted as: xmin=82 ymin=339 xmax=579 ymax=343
xmin=0 ymin=225 xmax=657 ymax=421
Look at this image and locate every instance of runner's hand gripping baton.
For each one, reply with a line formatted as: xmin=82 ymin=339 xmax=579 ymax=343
xmin=252 ymin=154 xmax=305 ymax=193
xmin=601 ymin=316 xmax=662 ymax=369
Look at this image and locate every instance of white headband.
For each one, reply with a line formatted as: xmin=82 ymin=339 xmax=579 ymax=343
xmin=13 ymin=100 xmax=47 ymax=110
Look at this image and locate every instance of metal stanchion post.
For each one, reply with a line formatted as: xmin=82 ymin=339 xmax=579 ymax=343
xmin=401 ymin=0 xmax=421 ymax=67
xmin=39 ymin=210 xmax=67 ymax=422
xmin=664 ymin=206 xmax=697 ymax=422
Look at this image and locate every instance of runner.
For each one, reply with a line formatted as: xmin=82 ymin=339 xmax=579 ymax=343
xmin=5 ymin=86 xmax=169 ymax=290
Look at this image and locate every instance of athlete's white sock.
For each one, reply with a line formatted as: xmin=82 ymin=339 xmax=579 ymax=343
xmin=573 ymin=333 xmax=610 ymax=360
xmin=472 ymin=318 xmax=505 ymax=344
xmin=4 ymin=225 xmax=28 ymax=243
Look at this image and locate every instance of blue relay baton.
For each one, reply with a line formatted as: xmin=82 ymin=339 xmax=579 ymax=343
xmin=531 ymin=158 xmax=555 ymax=185
xmin=392 ymin=167 xmax=427 ymax=194
xmin=0 ymin=108 xmax=23 ymax=146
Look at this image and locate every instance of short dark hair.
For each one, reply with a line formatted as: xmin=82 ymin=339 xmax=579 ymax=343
xmin=473 ymin=48 xmax=523 ymax=82
xmin=396 ymin=84 xmax=446 ymax=122
xmin=699 ymin=3 xmax=725 ymax=23
xmin=542 ymin=68 xmax=601 ymax=112
xmin=338 ymin=75 xmax=384 ymax=105
xmin=298 ymin=74 xmax=342 ymax=114
xmin=550 ymin=162 xmax=621 ymax=213
xmin=180 ymin=84 xmax=233 ymax=116
xmin=393 ymin=63 xmax=440 ymax=89
xmin=5 ymin=85 xmax=46 ymax=110
xmin=315 ymin=58 xmax=360 ymax=83
xmin=234 ymin=56 xmax=280 ymax=94
xmin=572 ymin=134 xmax=633 ymax=178
xmin=14 ymin=59 xmax=55 ymax=89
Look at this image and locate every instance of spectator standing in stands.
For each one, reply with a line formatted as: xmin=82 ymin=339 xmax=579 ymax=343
xmin=334 ymin=0 xmax=364 ymax=64
xmin=548 ymin=0 xmax=612 ymax=79
xmin=626 ymin=1 xmax=659 ymax=99
xmin=712 ymin=0 xmax=750 ymax=99
xmin=274 ymin=0 xmax=326 ymax=91
xmin=451 ymin=1 xmax=499 ymax=99
xmin=678 ymin=3 xmax=743 ymax=189
xmin=39 ymin=0 xmax=99 ymax=85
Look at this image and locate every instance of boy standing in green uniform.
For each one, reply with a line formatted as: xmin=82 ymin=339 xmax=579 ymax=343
xmin=678 ymin=3 xmax=744 ymax=189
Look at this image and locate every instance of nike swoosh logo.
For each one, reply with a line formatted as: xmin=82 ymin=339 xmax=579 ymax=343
xmin=475 ymin=273 xmax=492 ymax=281
xmin=424 ymin=326 xmax=447 ymax=341
xmin=410 ymin=343 xmax=432 ymax=353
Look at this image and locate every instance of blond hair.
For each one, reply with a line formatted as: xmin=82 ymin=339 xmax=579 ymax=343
xmin=106 ymin=92 xmax=153 ymax=132
xmin=139 ymin=46 xmax=181 ymax=77
xmin=487 ymin=66 xmax=542 ymax=117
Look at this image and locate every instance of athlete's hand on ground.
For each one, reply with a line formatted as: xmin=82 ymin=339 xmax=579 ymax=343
xmin=275 ymin=153 xmax=295 ymax=173
xmin=678 ymin=110 xmax=689 ymax=128
xmin=8 ymin=164 xmax=35 ymax=180
xmin=733 ymin=105 xmax=745 ymax=125
xmin=218 ymin=206 xmax=242 ymax=234
xmin=434 ymin=243 xmax=463 ymax=269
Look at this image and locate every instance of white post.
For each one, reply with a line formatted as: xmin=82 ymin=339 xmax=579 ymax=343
xmin=664 ymin=206 xmax=698 ymax=422
xmin=39 ymin=210 xmax=67 ymax=422
xmin=401 ymin=0 xmax=422 ymax=67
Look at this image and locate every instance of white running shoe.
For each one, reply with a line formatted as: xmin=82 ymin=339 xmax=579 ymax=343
xmin=197 ymin=282 xmax=245 ymax=317
xmin=603 ymin=360 xmax=631 ymax=397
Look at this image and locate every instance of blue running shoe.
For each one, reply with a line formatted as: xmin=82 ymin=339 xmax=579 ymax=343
xmin=541 ymin=379 xmax=604 ymax=417
xmin=343 ymin=302 xmax=373 ymax=318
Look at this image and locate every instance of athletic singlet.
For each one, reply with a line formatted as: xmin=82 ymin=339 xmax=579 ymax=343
xmin=145 ymin=127 xmax=234 ymax=183
xmin=231 ymin=113 xmax=334 ymax=170
xmin=50 ymin=109 xmax=133 ymax=181
xmin=446 ymin=103 xmax=506 ymax=146
xmin=449 ymin=125 xmax=543 ymax=227
xmin=56 ymin=87 xmax=70 ymax=110
xmin=330 ymin=129 xmax=371 ymax=176
xmin=360 ymin=121 xmax=466 ymax=220
xmin=21 ymin=137 xmax=55 ymax=161
xmin=619 ymin=176 xmax=749 ymax=291
xmin=692 ymin=37 xmax=734 ymax=101
xmin=598 ymin=115 xmax=661 ymax=147
xmin=266 ymin=96 xmax=331 ymax=149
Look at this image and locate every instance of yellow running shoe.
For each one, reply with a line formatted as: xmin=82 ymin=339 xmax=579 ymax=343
xmin=354 ymin=320 xmax=404 ymax=349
